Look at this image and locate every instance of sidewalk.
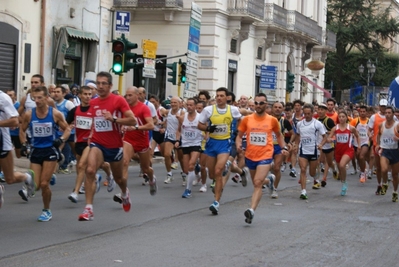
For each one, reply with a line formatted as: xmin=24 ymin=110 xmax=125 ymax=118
xmin=12 ymin=155 xmax=165 ymax=173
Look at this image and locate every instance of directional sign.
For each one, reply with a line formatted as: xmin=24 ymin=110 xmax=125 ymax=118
xmin=143 ymin=50 xmax=156 ymax=59
xmin=142 ymin=40 xmax=158 ymax=51
xmin=185 ymin=2 xmax=202 ymax=96
xmin=115 ymin=11 xmax=130 ymax=33
xmin=260 ymin=65 xmax=277 ymax=90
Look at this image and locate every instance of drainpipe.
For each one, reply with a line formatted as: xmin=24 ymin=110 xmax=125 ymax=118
xmin=40 ymin=0 xmax=46 ymax=76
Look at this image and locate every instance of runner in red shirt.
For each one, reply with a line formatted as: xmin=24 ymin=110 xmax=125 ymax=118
xmin=78 ymin=72 xmax=137 ymax=221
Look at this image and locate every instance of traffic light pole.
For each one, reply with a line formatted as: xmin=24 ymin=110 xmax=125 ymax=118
xmin=118 ymin=74 xmax=123 ymax=95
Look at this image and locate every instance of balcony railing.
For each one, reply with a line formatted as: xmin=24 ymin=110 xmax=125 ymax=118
xmin=227 ymin=0 xmax=264 ymax=20
xmin=113 ymin=0 xmax=183 ymax=8
xmin=287 ymin=11 xmax=322 ymax=44
xmin=264 ymin=3 xmax=287 ymax=28
xmin=325 ymin=29 xmax=336 ymax=48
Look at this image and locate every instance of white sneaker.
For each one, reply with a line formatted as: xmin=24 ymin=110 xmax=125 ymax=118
xmin=68 ymin=192 xmax=78 ymax=203
xmin=199 ymin=184 xmax=207 ymax=192
xmin=78 ymin=183 xmax=85 ymax=194
xmin=164 ymin=174 xmax=173 ymax=184
xmin=107 ymin=175 xmax=116 ymax=192
xmin=271 ymin=190 xmax=278 ymax=199
xmin=171 ymin=162 xmax=178 ymax=169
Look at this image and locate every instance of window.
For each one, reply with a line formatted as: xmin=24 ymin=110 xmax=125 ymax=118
xmin=230 ymin=39 xmax=237 ymax=53
xmin=257 ymin=47 xmax=263 ymax=60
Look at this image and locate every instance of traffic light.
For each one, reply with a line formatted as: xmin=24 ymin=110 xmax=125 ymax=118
xmin=112 ymin=40 xmax=125 ymax=75
xmin=166 ymin=62 xmax=178 ymax=85
xmin=286 ymin=70 xmax=295 ymax=93
xmin=123 ymin=38 xmax=138 ymax=72
xmin=179 ymin=62 xmax=187 ymax=83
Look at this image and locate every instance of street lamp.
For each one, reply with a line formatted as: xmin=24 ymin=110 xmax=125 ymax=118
xmin=358 ymin=59 xmax=376 ymax=105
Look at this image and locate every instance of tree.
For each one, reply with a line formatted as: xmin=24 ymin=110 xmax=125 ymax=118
xmin=325 ymin=0 xmax=399 ymax=102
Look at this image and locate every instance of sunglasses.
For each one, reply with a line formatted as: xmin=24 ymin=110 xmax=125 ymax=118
xmin=254 ymin=101 xmax=267 ymax=106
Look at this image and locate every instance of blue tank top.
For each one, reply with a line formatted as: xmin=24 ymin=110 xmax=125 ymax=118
xmin=56 ymin=99 xmax=74 ymax=135
xmin=29 ymin=107 xmax=57 ymax=148
xmin=10 ymin=102 xmax=20 ymax=136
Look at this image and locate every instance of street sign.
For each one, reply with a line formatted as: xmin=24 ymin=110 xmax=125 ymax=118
xmin=260 ymin=65 xmax=277 ymax=101
xmin=143 ymin=50 xmax=156 ymax=59
xmin=142 ymin=40 xmax=158 ymax=51
xmin=115 ymin=11 xmax=130 ymax=33
xmin=143 ymin=68 xmax=156 ymax=78
xmin=185 ymin=2 xmax=202 ymax=96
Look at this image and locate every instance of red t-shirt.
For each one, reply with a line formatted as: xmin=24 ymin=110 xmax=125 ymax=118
xmin=89 ymin=94 xmax=130 ymax=148
xmin=123 ymin=101 xmax=151 ymax=143
xmin=74 ymin=105 xmax=92 ymax=143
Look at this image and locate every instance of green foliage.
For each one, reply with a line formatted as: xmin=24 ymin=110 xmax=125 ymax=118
xmin=325 ymin=0 xmax=399 ymax=100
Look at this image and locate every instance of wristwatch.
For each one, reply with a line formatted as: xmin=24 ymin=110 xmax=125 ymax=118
xmin=135 ymin=125 xmax=139 ymax=130
xmin=113 ymin=116 xmax=118 ymax=123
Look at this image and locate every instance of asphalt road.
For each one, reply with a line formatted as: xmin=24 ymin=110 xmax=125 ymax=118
xmin=1 ymin=162 xmax=399 ymax=267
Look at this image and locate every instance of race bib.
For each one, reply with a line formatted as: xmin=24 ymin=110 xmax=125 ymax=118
xmin=249 ymin=132 xmax=267 ymax=146
xmin=94 ymin=117 xmax=113 ymax=132
xmin=213 ymin=124 xmax=228 ymax=135
xmin=358 ymin=129 xmax=367 ymax=138
xmin=76 ymin=116 xmax=92 ymax=130
xmin=336 ymin=133 xmax=349 ymax=143
xmin=184 ymin=130 xmax=197 ymax=140
xmin=382 ymin=137 xmax=395 ymax=145
xmin=301 ymin=137 xmax=312 ymax=145
xmin=32 ymin=122 xmax=53 ymax=137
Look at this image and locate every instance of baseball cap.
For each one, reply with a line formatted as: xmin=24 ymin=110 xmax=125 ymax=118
xmin=318 ymin=103 xmax=328 ymax=109
xmin=87 ymin=82 xmax=97 ymax=89
xmin=379 ymin=99 xmax=388 ymax=106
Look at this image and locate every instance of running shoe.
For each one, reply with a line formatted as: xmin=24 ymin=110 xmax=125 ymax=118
xmin=0 ymin=185 xmax=4 ymax=208
xmin=289 ymin=168 xmax=297 ymax=178
xmin=381 ymin=183 xmax=389 ymax=195
xmin=271 ymin=190 xmax=278 ymax=199
xmin=300 ymin=193 xmax=308 ymax=200
xmin=367 ymin=170 xmax=372 ymax=180
xmin=209 ymin=201 xmax=219 ymax=215
xmin=392 ymin=192 xmax=398 ymax=202
xmin=244 ymin=208 xmax=254 ymax=224
xmin=50 ymin=174 xmax=57 ymax=186
xmin=373 ymin=169 xmax=377 ymax=175
xmin=222 ymin=161 xmax=231 ymax=176
xmin=38 ymin=209 xmax=52 ymax=222
xmin=26 ymin=169 xmax=36 ymax=197
xmin=181 ymin=172 xmax=187 ymax=186
xmin=267 ymin=174 xmax=275 ymax=195
xmin=107 ymin=175 xmax=116 ymax=192
xmin=149 ymin=177 xmax=157 ymax=196
xmin=281 ymin=164 xmax=289 ymax=174
xmin=195 ymin=163 xmax=201 ymax=174
xmin=376 ymin=185 xmax=382 ymax=195
xmin=78 ymin=207 xmax=93 ymax=221
xmin=241 ymin=167 xmax=249 ymax=187
xmin=192 ymin=175 xmax=200 ymax=186
xmin=350 ymin=170 xmax=358 ymax=175
xmin=68 ymin=192 xmax=78 ymax=203
xmin=113 ymin=193 xmax=122 ymax=204
xmin=231 ymin=174 xmax=241 ymax=183
xmin=199 ymin=184 xmax=207 ymax=192
xmin=182 ymin=189 xmax=192 ymax=198
xmin=164 ymin=174 xmax=173 ymax=184
xmin=0 ymin=172 xmax=5 ymax=183
xmin=321 ymin=179 xmax=327 ymax=187
xmin=341 ymin=181 xmax=348 ymax=196
xmin=210 ymin=179 xmax=216 ymax=189
xmin=58 ymin=168 xmax=70 ymax=174
xmin=79 ymin=183 xmax=85 ymax=194
xmin=312 ymin=180 xmax=321 ymax=189
xmin=95 ymin=173 xmax=102 ymax=193
xmin=142 ymin=173 xmax=149 ymax=186
xmin=18 ymin=187 xmax=28 ymax=202
xmin=121 ymin=189 xmax=131 ymax=212
xmin=320 ymin=163 xmax=324 ymax=173
xmin=171 ymin=162 xmax=178 ymax=170
xmin=359 ymin=172 xmax=366 ymax=183
xmin=333 ymin=170 xmax=339 ymax=180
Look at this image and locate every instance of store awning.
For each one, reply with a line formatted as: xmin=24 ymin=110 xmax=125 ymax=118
xmin=65 ymin=27 xmax=98 ymax=42
xmin=301 ymin=75 xmax=331 ymax=98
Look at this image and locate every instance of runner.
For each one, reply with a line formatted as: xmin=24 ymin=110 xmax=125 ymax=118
xmin=321 ymin=111 xmax=359 ymax=196
xmin=78 ymin=72 xmax=137 ymax=221
xmin=295 ymin=104 xmax=326 ymax=200
xmin=197 ymin=87 xmax=242 ymax=215
xmin=66 ymin=86 xmax=114 ymax=203
xmin=19 ymin=86 xmax=71 ymax=221
xmin=177 ymin=98 xmax=202 ymax=198
xmin=236 ymin=93 xmax=288 ymax=224
xmin=195 ymin=100 xmax=209 ymax=192
xmin=375 ymin=106 xmax=399 ymax=200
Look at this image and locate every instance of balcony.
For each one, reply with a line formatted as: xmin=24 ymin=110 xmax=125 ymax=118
xmin=227 ymin=0 xmax=265 ymax=21
xmin=264 ymin=3 xmax=287 ymax=29
xmin=287 ymin=11 xmax=322 ymax=44
xmin=113 ymin=0 xmax=183 ymax=9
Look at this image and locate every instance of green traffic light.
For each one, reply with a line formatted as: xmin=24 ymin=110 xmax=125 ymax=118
xmin=181 ymin=76 xmax=187 ymax=83
xmin=113 ymin=63 xmax=122 ymax=73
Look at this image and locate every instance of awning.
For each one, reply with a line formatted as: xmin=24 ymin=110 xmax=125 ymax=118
xmin=301 ymin=75 xmax=331 ymax=98
xmin=65 ymin=27 xmax=99 ymax=42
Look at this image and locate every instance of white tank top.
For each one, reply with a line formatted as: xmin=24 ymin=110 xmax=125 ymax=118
xmin=165 ymin=109 xmax=181 ymax=141
xmin=181 ymin=112 xmax=202 ymax=147
xmin=25 ymin=93 xmax=36 ymax=111
xmin=380 ymin=121 xmax=399 ymax=149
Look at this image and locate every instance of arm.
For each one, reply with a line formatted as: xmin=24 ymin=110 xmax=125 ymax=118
xmin=19 ymin=111 xmax=31 ymax=144
xmin=54 ymin=110 xmax=71 ymax=141
xmin=235 ymin=130 xmax=244 ymax=154
xmin=319 ymin=127 xmax=335 ymax=148
xmin=275 ymin=131 xmax=289 ymax=156
xmin=17 ymin=96 xmax=26 ymax=115
xmin=103 ymin=110 xmax=137 ymax=126
xmin=376 ymin=124 xmax=383 ymax=152
xmin=351 ymin=126 xmax=360 ymax=149
xmin=0 ymin=116 xmax=18 ymax=128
